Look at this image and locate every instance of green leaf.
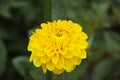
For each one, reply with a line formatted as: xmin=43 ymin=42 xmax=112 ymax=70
xmin=12 ymin=56 xmax=29 ymax=76
xmin=0 ymin=5 xmax=12 ymax=18
xmin=92 ymin=58 xmax=113 ymax=80
xmin=91 ymin=2 xmax=110 ymax=28
xmin=104 ymin=32 xmax=120 ymax=53
xmin=90 ymin=40 xmax=105 ymax=61
xmin=108 ymin=57 xmax=120 ymax=79
xmin=87 ymin=33 xmax=95 ymax=51
xmin=0 ymin=40 xmax=7 ymax=77
xmin=12 ymin=56 xmax=46 ymax=80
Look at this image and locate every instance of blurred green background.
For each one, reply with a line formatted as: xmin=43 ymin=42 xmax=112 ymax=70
xmin=0 ymin=0 xmax=120 ymax=80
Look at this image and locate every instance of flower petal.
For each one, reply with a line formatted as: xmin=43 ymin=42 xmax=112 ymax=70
xmin=80 ymin=32 xmax=88 ymax=39
xmin=34 ymin=50 xmax=46 ymax=57
xmin=29 ymin=54 xmax=34 ymax=62
xmin=80 ymin=41 xmax=88 ymax=49
xmin=64 ymin=51 xmax=74 ymax=58
xmin=56 ymin=55 xmax=64 ymax=69
xmin=42 ymin=64 xmax=47 ymax=73
xmin=46 ymin=61 xmax=55 ymax=71
xmin=41 ymin=56 xmax=50 ymax=63
xmin=80 ymin=49 xmax=86 ymax=59
xmin=53 ymin=68 xmax=64 ymax=75
xmin=46 ymin=49 xmax=56 ymax=57
xmin=33 ymin=57 xmax=41 ymax=67
xmin=72 ymin=57 xmax=82 ymax=65
xmin=52 ymin=54 xmax=59 ymax=64
xmin=64 ymin=58 xmax=74 ymax=71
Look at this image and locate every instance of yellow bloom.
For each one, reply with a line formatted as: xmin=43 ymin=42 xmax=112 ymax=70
xmin=28 ymin=20 xmax=88 ymax=74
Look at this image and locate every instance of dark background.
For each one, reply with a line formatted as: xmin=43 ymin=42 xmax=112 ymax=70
xmin=0 ymin=0 xmax=120 ymax=80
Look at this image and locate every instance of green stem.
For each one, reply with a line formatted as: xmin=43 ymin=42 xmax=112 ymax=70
xmin=43 ymin=0 xmax=51 ymax=21
xmin=43 ymin=0 xmax=52 ymax=79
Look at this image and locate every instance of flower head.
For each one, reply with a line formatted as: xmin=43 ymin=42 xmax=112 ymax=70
xmin=28 ymin=20 xmax=88 ymax=74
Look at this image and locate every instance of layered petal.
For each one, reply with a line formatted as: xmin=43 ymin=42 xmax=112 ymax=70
xmin=27 ymin=20 xmax=88 ymax=74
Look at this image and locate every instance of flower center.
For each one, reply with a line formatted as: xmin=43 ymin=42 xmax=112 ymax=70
xmin=56 ymin=33 xmax=62 ymax=37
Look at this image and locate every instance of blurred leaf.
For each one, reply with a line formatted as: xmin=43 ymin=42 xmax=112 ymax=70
xmin=104 ymin=32 xmax=120 ymax=53
xmin=52 ymin=0 xmax=67 ymax=20
xmin=92 ymin=58 xmax=113 ymax=80
xmin=75 ymin=17 xmax=95 ymax=39
xmin=10 ymin=0 xmax=28 ymax=8
xmin=19 ymin=1 xmax=43 ymax=25
xmin=108 ymin=57 xmax=120 ymax=79
xmin=90 ymin=41 xmax=106 ymax=61
xmin=0 ymin=4 xmax=12 ymax=18
xmin=0 ymin=27 xmax=10 ymax=39
xmin=12 ymin=56 xmax=46 ymax=80
xmin=21 ymin=7 xmax=37 ymax=24
xmin=91 ymin=2 xmax=110 ymax=28
xmin=52 ymin=0 xmax=111 ymax=31
xmin=0 ymin=40 xmax=7 ymax=77
xmin=12 ymin=56 xmax=30 ymax=76
xmin=89 ymin=32 xmax=106 ymax=61
xmin=0 ymin=0 xmax=27 ymax=18
xmin=29 ymin=67 xmax=46 ymax=80
xmin=88 ymin=34 xmax=95 ymax=51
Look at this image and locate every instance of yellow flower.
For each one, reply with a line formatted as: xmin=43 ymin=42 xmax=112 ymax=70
xmin=28 ymin=20 xmax=88 ymax=74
